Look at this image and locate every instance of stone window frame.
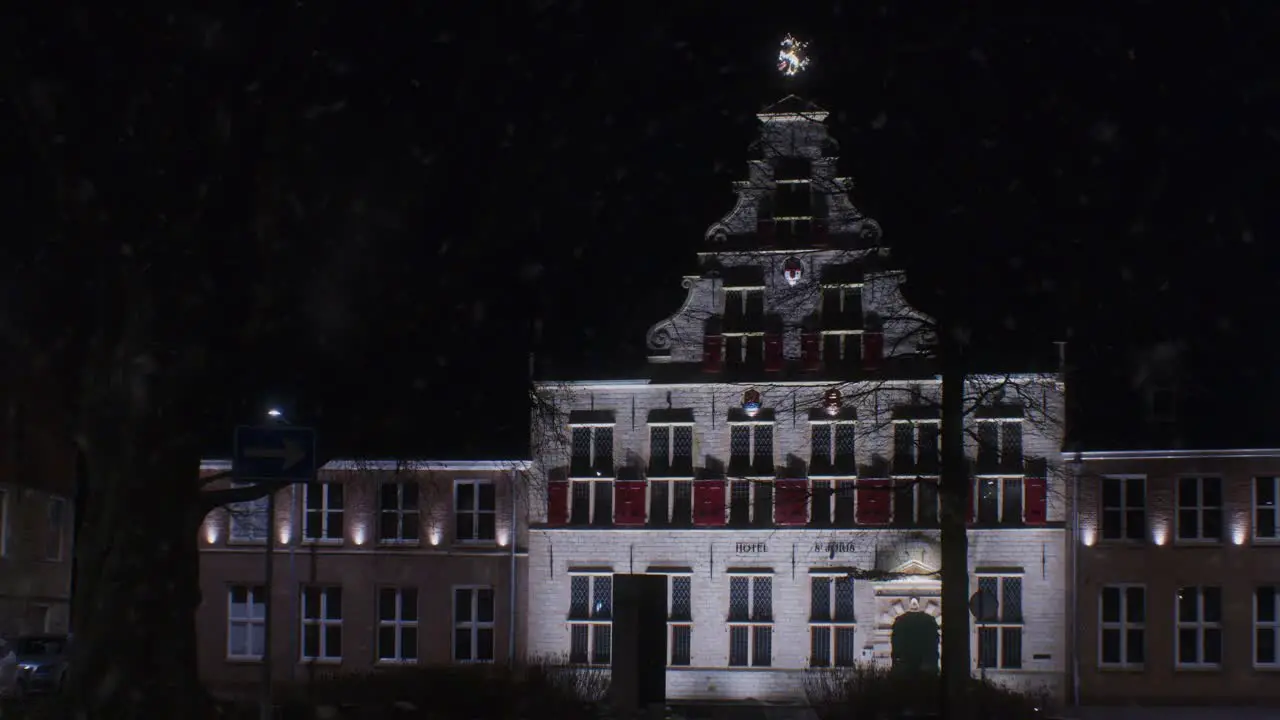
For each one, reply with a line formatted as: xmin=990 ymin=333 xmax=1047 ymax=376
xmin=302 ymin=481 xmax=344 ymax=544
xmin=226 ymin=584 xmax=266 ymax=661
xmin=452 ymin=585 xmax=495 ymax=663
xmin=727 ymin=570 xmax=773 ymax=668
xmin=808 ymin=571 xmax=857 ymax=668
xmin=1175 ymin=585 xmax=1223 ymax=669
xmin=974 ymin=572 xmax=1023 ymax=670
xmin=376 ymin=586 xmax=419 ymax=664
xmin=1099 ymin=584 xmax=1146 ymax=669
xmin=1175 ymin=476 xmax=1223 ymax=544
xmin=1254 ymin=586 xmax=1279 ymax=668
xmin=1253 ymin=477 xmax=1279 ymax=542
xmin=300 ymin=585 xmax=343 ymax=662
xmin=1099 ymin=475 xmax=1147 ymax=543
xmin=567 ymin=572 xmax=613 ymax=666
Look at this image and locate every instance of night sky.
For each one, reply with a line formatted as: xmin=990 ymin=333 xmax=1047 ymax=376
xmin=12 ymin=3 xmax=1280 ymax=460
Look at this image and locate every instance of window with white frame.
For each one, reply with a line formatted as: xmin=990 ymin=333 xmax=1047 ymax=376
xmin=1255 ymin=586 xmax=1279 ymax=666
xmin=455 ymin=479 xmax=496 ymax=541
xmin=303 ymin=481 xmax=344 ymax=542
xmin=300 ymin=586 xmax=342 ymax=661
xmin=1100 ymin=585 xmax=1145 ymax=667
xmin=820 ymin=283 xmax=863 ymax=331
xmin=723 ymin=287 xmax=765 ymax=366
xmin=1176 ymin=585 xmax=1222 ymax=667
xmin=728 ymin=574 xmax=773 ymax=667
xmin=1176 ymin=477 xmax=1223 ymax=542
xmin=228 ymin=483 xmax=269 ymax=543
xmin=809 ymin=574 xmax=856 ymax=667
xmin=667 ymin=575 xmax=692 ymax=666
xmin=649 ymin=424 xmax=694 ymax=477
xmin=1101 ymin=476 xmax=1146 ymax=541
xmin=568 ymin=574 xmax=612 ymax=665
xmin=46 ymin=497 xmax=65 ymax=561
xmin=1255 ymin=477 xmax=1278 ymax=540
xmin=570 ymin=425 xmax=614 ymax=526
xmin=649 ymin=421 xmax=694 ymax=528
xmin=975 ymin=575 xmax=1023 ymax=669
xmin=379 ymin=481 xmax=420 ymax=543
xmin=892 ymin=420 xmax=940 ymax=474
xmin=453 ymin=587 xmax=495 ymax=662
xmin=729 ymin=423 xmax=774 ymax=476
xmin=975 ymin=419 xmax=1023 ymax=472
xmin=893 ymin=478 xmax=939 ymax=527
xmin=377 ymin=587 xmax=418 ymax=663
xmin=810 ymin=421 xmax=856 ymax=475
xmin=975 ymin=477 xmax=1026 ymax=526
xmin=570 ymin=425 xmax=614 ymax=477
xmin=227 ymin=585 xmax=266 ymax=660
xmin=728 ymin=478 xmax=773 ymax=528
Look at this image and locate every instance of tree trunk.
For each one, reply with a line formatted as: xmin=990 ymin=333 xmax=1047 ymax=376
xmin=64 ymin=415 xmax=209 ymax=719
xmin=938 ymin=345 xmax=970 ymax=719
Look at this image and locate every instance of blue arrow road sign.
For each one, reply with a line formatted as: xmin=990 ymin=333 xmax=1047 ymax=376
xmin=233 ymin=425 xmax=317 ymax=483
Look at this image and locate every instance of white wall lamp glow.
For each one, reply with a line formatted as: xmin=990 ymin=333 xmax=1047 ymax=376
xmin=204 ymin=523 xmax=219 ymax=544
xmin=497 ymin=528 xmax=510 ymax=548
xmin=1232 ymin=513 xmax=1248 ymax=546
xmin=429 ymin=527 xmax=442 ymax=546
xmin=352 ymin=522 xmax=368 ymax=546
xmin=1081 ymin=525 xmax=1096 ymax=547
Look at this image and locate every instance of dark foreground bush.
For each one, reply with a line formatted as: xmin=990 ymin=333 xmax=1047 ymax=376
xmin=803 ymin=664 xmax=1053 ymax=720
xmin=254 ymin=654 xmax=610 ymax=720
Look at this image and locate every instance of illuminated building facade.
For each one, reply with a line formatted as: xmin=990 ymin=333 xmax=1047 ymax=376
xmin=195 ymin=460 xmax=528 ymax=692
xmin=1069 ymin=448 xmax=1280 ymax=706
xmin=526 ymin=96 xmax=1068 ymax=701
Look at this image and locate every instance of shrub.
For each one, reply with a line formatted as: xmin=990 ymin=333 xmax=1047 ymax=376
xmin=803 ymin=664 xmax=1052 ymax=720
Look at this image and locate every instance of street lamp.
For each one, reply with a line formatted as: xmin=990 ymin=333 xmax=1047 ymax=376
xmin=267 ymin=408 xmax=284 ymax=419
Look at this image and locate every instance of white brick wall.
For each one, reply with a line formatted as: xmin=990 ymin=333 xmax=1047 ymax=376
xmin=527 ymin=527 xmax=1067 ymax=701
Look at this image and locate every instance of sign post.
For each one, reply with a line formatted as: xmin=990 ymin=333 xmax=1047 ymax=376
xmin=234 ymin=425 xmax=317 ymax=720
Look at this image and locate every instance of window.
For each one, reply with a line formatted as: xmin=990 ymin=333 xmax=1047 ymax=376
xmin=976 ymin=419 xmax=1023 ymax=472
xmin=1176 ymin=477 xmax=1223 ymax=542
xmin=724 ymin=288 xmax=765 ymax=333
xmin=570 ymin=426 xmax=614 ymax=526
xmin=570 ymin=425 xmax=614 ymax=477
xmin=820 ymin=332 xmax=862 ymax=366
xmin=379 ymin=481 xmax=420 ymax=543
xmin=303 ymin=481 xmax=344 ymax=542
xmin=1255 ymin=586 xmax=1279 ymax=666
xmin=649 ymin=424 xmax=694 ymax=477
xmin=227 ymin=585 xmax=266 ymax=660
xmin=729 ymin=423 xmax=774 ymax=476
xmin=1177 ymin=586 xmax=1222 ymax=667
xmin=1255 ymin=477 xmax=1278 ymax=540
xmin=810 ymin=422 xmax=856 ymax=475
xmin=1100 ymin=585 xmax=1145 ymax=667
xmin=894 ymin=478 xmax=939 ymax=527
xmin=300 ymin=586 xmax=342 ymax=661
xmin=569 ymin=575 xmax=612 ymax=665
xmin=455 ymin=480 xmax=496 ymax=541
xmin=377 ymin=587 xmax=418 ymax=663
xmin=820 ymin=284 xmax=863 ymax=330
xmin=667 ymin=575 xmax=692 ymax=666
xmin=649 ymin=479 xmax=693 ymax=528
xmin=728 ymin=574 xmax=772 ymax=667
xmin=975 ymin=575 xmax=1023 ymax=669
xmin=228 ymin=483 xmax=269 ymax=543
xmin=774 ymin=181 xmax=811 ymax=218
xmin=976 ymin=478 xmax=1027 ymax=526
xmin=810 ymin=480 xmax=857 ymax=527
xmin=453 ymin=587 xmax=495 ymax=662
xmin=809 ymin=574 xmax=856 ymax=667
xmin=46 ymin=498 xmax=65 ymax=561
xmin=728 ymin=479 xmax=773 ymax=528
xmin=892 ymin=420 xmax=940 ymax=474
xmin=1101 ymin=476 xmax=1146 ymax=541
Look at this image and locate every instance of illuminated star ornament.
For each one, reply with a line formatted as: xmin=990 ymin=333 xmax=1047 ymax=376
xmin=778 ymin=34 xmax=811 ymax=76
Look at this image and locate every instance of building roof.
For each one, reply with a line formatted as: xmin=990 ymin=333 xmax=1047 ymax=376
xmin=759 ymin=95 xmax=827 ymax=117
xmin=200 ymin=458 xmax=531 ymax=472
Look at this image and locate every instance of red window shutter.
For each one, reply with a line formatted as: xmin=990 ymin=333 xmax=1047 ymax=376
xmin=856 ymin=479 xmax=890 ymax=525
xmin=702 ymin=334 xmax=723 ymax=373
xmin=813 ymin=219 xmax=829 ymax=245
xmin=693 ymin=479 xmax=726 ymax=526
xmin=1024 ymin=477 xmax=1047 ymax=525
xmin=547 ymin=481 xmax=569 ymax=526
xmin=965 ymin=480 xmax=976 ymax=524
xmin=774 ymin=479 xmax=808 ymax=526
xmin=862 ymin=331 xmax=884 ymax=371
xmin=758 ymin=220 xmax=776 ymax=243
xmin=701 ymin=335 xmax=721 ymax=371
xmin=614 ymin=481 xmax=646 ymax=526
xmin=764 ymin=333 xmax=783 ymax=372
xmin=800 ymin=331 xmax=821 ymax=371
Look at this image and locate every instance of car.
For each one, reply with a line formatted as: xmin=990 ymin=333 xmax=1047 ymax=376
xmin=0 ymin=638 xmax=17 ymax=699
xmin=13 ymin=634 xmax=69 ymax=695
